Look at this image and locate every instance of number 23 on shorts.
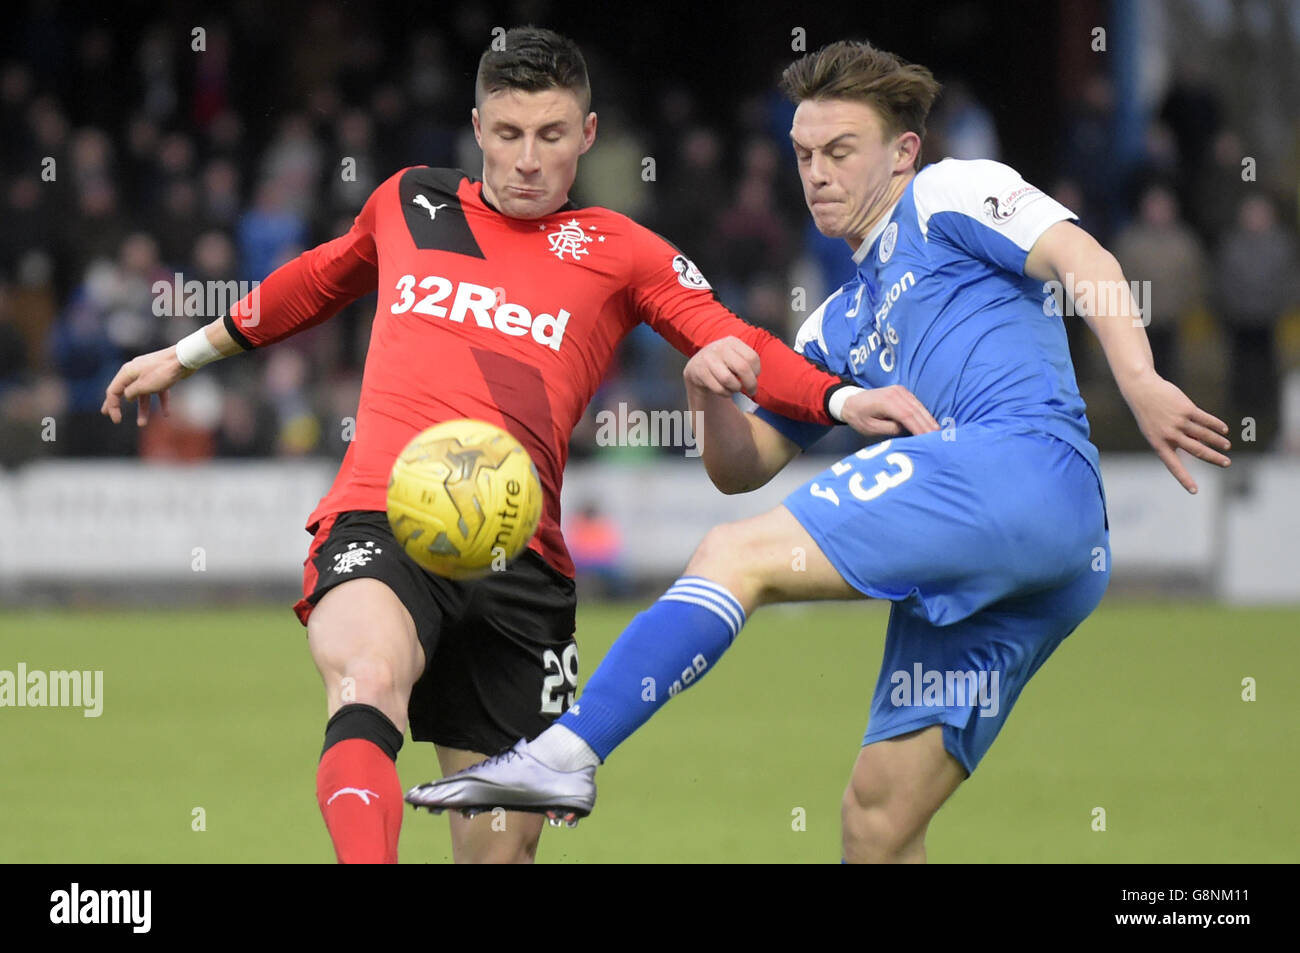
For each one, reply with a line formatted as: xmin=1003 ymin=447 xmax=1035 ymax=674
xmin=809 ymin=439 xmax=915 ymax=507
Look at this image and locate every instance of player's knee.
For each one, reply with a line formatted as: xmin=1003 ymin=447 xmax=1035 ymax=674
xmin=340 ymin=654 xmax=407 ymax=700
xmin=841 ymin=799 xmax=913 ymax=863
xmin=841 ymin=781 xmax=921 ymax=863
xmin=687 ymin=522 xmax=775 ymax=605
xmin=690 ymin=522 xmax=741 ymax=573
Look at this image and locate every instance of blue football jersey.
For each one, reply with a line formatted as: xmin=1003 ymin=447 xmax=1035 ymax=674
xmin=760 ymin=158 xmax=1100 ymax=481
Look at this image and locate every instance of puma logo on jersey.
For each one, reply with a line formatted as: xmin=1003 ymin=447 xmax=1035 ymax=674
xmin=327 ymin=787 xmax=379 ymax=806
xmin=390 ymin=273 xmax=571 ymax=351
xmin=413 ymin=194 xmax=449 ymax=220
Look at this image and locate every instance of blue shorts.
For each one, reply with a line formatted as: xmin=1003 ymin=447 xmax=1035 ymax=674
xmin=781 ymin=422 xmax=1110 ymax=774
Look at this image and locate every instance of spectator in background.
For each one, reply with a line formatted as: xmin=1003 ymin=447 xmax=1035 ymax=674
xmin=1 ymin=176 xmax=54 ymax=277
xmin=149 ymin=179 xmax=206 ymax=271
xmin=263 ymin=346 xmax=320 ymax=456
xmin=1112 ymin=182 xmax=1207 ymax=385
xmin=655 ymin=125 xmax=725 ymax=273
xmin=568 ymin=104 xmax=651 ymax=218
xmin=48 ymin=260 xmax=134 ymax=455
xmin=0 ymin=275 xmax=67 ymax=466
xmin=1061 ymin=73 xmax=1119 ymax=243
xmin=566 ymin=501 xmax=629 ymax=598
xmin=200 ymin=158 xmax=243 ymax=229
xmin=238 ymin=177 xmax=307 ymax=280
xmin=0 ymin=62 xmax=34 ymax=166
xmin=8 ymin=250 xmax=58 ymax=373
xmin=330 ymin=109 xmax=379 ymax=217
xmin=929 ymin=78 xmax=1000 ymax=161
xmin=258 ymin=115 xmax=323 ymax=220
xmin=66 ymin=181 xmax=130 ymax=281
xmin=713 ymin=166 xmax=791 ymax=305
xmin=1159 ymin=58 xmax=1223 ymax=214
xmin=1189 ymin=130 xmax=1253 ymax=247
xmin=1215 ymin=194 xmax=1299 ymax=451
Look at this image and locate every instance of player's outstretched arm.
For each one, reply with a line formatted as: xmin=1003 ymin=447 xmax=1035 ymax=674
xmin=684 ymin=338 xmax=802 ymax=493
xmin=102 ymin=191 xmax=381 ymax=429
xmin=684 ymin=338 xmax=941 ymax=492
xmin=1025 ymin=221 xmax=1232 ymax=494
xmin=100 ymin=319 xmax=241 ymax=427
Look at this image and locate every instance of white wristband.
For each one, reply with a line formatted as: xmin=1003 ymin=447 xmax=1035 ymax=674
xmin=828 ymin=385 xmax=866 ymax=422
xmin=175 ymin=328 xmax=224 ymax=370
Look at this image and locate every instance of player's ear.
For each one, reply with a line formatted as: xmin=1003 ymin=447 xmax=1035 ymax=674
xmin=471 ymin=107 xmax=483 ymax=147
xmin=896 ymin=131 xmax=921 ymax=172
xmin=579 ymin=111 xmax=597 ymax=155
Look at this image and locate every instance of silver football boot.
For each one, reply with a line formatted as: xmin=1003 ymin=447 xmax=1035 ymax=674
xmin=404 ymin=739 xmax=596 ymax=827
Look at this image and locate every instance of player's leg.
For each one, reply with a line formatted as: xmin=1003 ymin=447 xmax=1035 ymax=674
xmin=841 ymin=725 xmax=966 ymax=863
xmin=405 ymin=549 xmax=578 ymax=861
xmin=404 ymin=502 xmax=858 ymax=817
xmin=435 ymin=745 xmax=545 ymax=863
xmin=296 ymin=510 xmax=447 ymax=864
xmin=841 ymin=541 xmax=1111 ymax=863
xmin=307 ymin=577 xmax=424 ymax=864
xmin=309 ymin=577 xmax=424 ymax=729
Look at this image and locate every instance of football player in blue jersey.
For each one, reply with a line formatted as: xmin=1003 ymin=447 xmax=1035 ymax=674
xmin=405 ymin=40 xmax=1232 ymax=862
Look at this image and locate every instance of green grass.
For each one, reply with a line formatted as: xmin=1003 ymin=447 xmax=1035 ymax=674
xmin=1 ymin=600 xmax=1297 ymax=862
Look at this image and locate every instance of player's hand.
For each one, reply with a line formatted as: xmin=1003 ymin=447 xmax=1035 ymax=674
xmin=839 ymin=385 xmax=940 ymax=438
xmin=684 ymin=336 xmax=760 ymax=398
xmin=1121 ymin=370 xmax=1230 ymax=494
xmin=101 ymin=346 xmax=194 ymax=426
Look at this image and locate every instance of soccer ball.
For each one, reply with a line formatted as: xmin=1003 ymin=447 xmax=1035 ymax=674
xmin=387 ymin=419 xmax=543 ymax=579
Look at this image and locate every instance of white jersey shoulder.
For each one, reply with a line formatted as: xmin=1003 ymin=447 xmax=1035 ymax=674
xmin=793 ymin=287 xmax=846 ymax=358
xmin=912 ymin=157 xmax=1076 ymax=250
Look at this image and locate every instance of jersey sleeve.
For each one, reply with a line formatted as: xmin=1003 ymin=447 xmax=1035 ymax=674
xmin=626 ymin=233 xmax=843 ymax=424
xmin=913 ymin=158 xmax=1076 ymax=276
xmin=221 ymin=176 xmax=385 ymax=350
xmin=750 ymin=292 xmax=844 ymax=449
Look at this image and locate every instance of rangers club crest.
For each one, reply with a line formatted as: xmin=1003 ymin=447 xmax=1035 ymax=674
xmin=332 ymin=540 xmax=382 ymax=575
xmin=547 ymin=219 xmax=595 ymax=261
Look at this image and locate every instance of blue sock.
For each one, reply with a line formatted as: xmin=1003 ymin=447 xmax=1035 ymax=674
xmin=557 ymin=576 xmax=746 ymax=760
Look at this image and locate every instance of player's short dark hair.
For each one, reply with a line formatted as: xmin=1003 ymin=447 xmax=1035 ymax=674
xmin=476 ymin=27 xmax=591 ymax=113
xmin=780 ymin=40 xmax=941 ymax=170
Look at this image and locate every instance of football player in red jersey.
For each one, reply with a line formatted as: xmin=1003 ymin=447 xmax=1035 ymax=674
xmin=101 ymin=27 xmax=936 ymax=864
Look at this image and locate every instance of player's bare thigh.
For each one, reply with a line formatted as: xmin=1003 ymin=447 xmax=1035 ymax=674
xmin=307 ymin=577 xmax=425 ymax=733
xmin=435 ymin=745 xmax=544 ymax=864
xmin=686 ymin=504 xmax=862 ymax=613
xmin=841 ymin=725 xmax=967 ymax=863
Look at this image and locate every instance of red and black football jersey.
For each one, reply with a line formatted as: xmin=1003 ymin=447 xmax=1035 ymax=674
xmin=223 ymin=167 xmax=844 ymax=577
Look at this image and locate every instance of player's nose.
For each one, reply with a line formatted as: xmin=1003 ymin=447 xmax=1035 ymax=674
xmin=516 ymin=142 xmax=542 ymax=174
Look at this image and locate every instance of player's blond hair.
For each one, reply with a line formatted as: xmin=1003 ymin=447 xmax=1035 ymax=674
xmin=780 ymin=41 xmax=942 ymax=171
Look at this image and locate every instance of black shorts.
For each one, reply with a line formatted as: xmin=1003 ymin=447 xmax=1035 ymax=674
xmin=294 ymin=510 xmax=578 ymax=755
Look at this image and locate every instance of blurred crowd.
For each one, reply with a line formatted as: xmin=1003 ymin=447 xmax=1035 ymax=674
xmin=2 ymin=5 xmax=1299 ymax=473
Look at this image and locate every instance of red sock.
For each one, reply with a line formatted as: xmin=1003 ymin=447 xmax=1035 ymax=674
xmin=316 ymin=738 xmax=403 ymax=863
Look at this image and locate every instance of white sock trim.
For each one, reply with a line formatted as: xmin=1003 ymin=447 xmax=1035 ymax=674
xmin=528 ymin=724 xmax=600 ymax=772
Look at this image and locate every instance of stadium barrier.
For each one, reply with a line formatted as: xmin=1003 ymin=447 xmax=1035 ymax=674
xmin=0 ymin=456 xmax=1295 ymax=602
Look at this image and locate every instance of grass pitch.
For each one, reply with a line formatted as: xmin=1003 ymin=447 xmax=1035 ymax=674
xmin=1 ymin=600 xmax=1296 ymax=862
